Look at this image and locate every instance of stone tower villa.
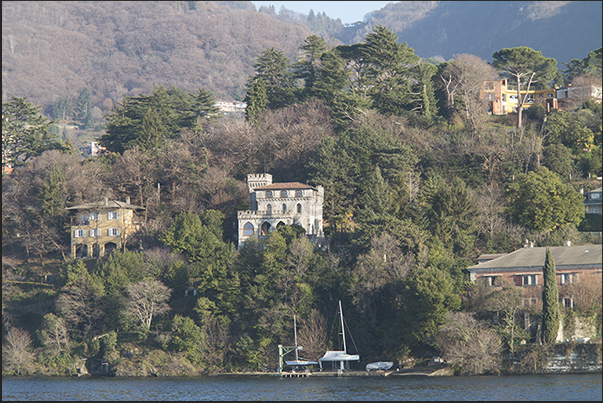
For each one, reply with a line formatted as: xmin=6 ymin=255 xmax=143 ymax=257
xmin=237 ymin=173 xmax=327 ymax=249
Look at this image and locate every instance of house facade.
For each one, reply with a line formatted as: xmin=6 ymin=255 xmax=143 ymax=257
xmin=467 ymin=244 xmax=602 ymax=309
xmin=237 ymin=173 xmax=326 ymax=249
xmin=66 ymin=197 xmax=145 ymax=258
xmin=480 ymin=78 xmax=557 ymax=115
xmin=583 ymin=187 xmax=602 ymax=215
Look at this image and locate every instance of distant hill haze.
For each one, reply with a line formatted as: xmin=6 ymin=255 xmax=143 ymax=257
xmin=2 ymin=1 xmax=601 ymax=113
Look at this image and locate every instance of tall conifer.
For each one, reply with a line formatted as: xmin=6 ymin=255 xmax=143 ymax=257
xmin=541 ymin=247 xmax=560 ymax=343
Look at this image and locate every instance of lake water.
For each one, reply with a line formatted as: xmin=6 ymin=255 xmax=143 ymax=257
xmin=2 ymin=373 xmax=602 ymax=401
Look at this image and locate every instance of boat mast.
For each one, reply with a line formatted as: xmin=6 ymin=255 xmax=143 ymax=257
xmin=293 ymin=314 xmax=299 ymax=361
xmin=339 ymin=300 xmax=347 ymax=354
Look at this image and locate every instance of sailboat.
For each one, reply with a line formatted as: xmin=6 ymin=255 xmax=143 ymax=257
xmin=284 ymin=314 xmax=318 ymax=368
xmin=318 ymin=300 xmax=360 ymax=371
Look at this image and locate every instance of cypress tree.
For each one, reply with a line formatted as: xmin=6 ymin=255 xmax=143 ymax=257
xmin=541 ymin=247 xmax=560 ymax=343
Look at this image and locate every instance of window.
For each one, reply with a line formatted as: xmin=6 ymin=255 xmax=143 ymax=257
xmin=296 ymin=203 xmax=302 ymax=214
xmin=282 ymin=204 xmax=287 ymax=213
xmin=265 ymin=191 xmax=273 ymax=198
xmin=280 ymin=190 xmax=288 ymax=198
xmin=89 ymin=213 xmax=97 ymax=221
xmin=295 ymin=190 xmax=302 ymax=197
xmin=89 ymin=229 xmax=100 ymax=237
xmin=73 ymin=229 xmax=85 ymax=238
xmin=108 ymin=227 xmax=120 ymax=236
xmin=563 ymin=297 xmax=573 ymax=309
xmin=590 ymin=192 xmax=601 ymax=199
xmin=108 ymin=211 xmax=120 ymax=220
xmin=516 ymin=274 xmax=537 ymax=286
xmin=485 ymin=276 xmax=501 ymax=286
xmin=559 ymin=273 xmax=572 ymax=285
xmin=267 ymin=204 xmax=272 ymax=214
xmin=243 ymin=222 xmax=254 ymax=236
xmin=502 ymin=94 xmax=507 ymax=102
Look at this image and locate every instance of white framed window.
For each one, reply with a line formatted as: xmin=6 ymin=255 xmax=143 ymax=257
xmin=517 ymin=274 xmax=537 ymax=286
xmin=73 ymin=229 xmax=85 ymax=238
xmin=89 ymin=229 xmax=100 ymax=237
xmin=563 ymin=297 xmax=573 ymax=309
xmin=108 ymin=227 xmax=120 ymax=236
xmin=108 ymin=211 xmax=120 ymax=220
xmin=559 ymin=273 xmax=572 ymax=285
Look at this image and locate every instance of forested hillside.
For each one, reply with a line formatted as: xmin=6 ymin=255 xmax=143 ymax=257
xmin=2 ymin=1 xmax=602 ymax=116
xmin=2 ymin=5 xmax=602 ymax=378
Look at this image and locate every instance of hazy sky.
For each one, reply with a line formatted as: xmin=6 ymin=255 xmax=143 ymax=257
xmin=249 ymin=1 xmax=397 ymax=24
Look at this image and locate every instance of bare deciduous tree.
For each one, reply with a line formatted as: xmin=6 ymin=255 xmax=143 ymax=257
xmin=441 ymin=54 xmax=498 ymax=130
xmin=56 ymin=276 xmax=105 ymax=338
xmin=2 ymin=326 xmax=35 ymax=374
xmin=125 ymin=279 xmax=171 ymax=330
xmin=432 ymin=311 xmax=502 ymax=375
xmin=297 ymin=310 xmax=328 ymax=362
xmin=39 ymin=313 xmax=71 ymax=356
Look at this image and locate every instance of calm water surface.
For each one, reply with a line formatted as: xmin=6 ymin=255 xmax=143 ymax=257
xmin=2 ymin=373 xmax=602 ymax=401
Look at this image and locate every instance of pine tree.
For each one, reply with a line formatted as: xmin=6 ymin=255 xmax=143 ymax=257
xmin=541 ymin=247 xmax=560 ymax=344
xmin=244 ymin=78 xmax=268 ymax=123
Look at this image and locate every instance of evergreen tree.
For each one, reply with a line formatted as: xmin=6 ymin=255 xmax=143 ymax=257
xmin=360 ymin=25 xmax=420 ymax=115
xmin=248 ymin=48 xmax=296 ymax=110
xmin=76 ymin=88 xmax=92 ymax=123
xmin=292 ymin=35 xmax=329 ymax=100
xmin=2 ymin=97 xmax=60 ymax=168
xmin=541 ymin=247 xmax=560 ymax=344
xmin=244 ymin=77 xmax=268 ymax=123
xmin=41 ymin=167 xmax=66 ymax=217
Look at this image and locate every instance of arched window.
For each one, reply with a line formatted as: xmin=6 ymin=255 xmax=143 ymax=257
xmin=280 ymin=190 xmax=288 ymax=198
xmin=282 ymin=204 xmax=287 ymax=213
xmin=243 ymin=222 xmax=254 ymax=236
xmin=295 ymin=190 xmax=302 ymax=197
xmin=265 ymin=190 xmax=273 ymax=198
xmin=296 ymin=203 xmax=302 ymax=213
xmin=261 ymin=222 xmax=271 ymax=235
xmin=267 ymin=204 xmax=272 ymax=214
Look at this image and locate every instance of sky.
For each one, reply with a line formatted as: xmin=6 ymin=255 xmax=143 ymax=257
xmin=249 ymin=1 xmax=396 ymax=24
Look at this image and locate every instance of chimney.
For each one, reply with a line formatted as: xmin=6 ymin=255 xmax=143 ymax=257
xmin=565 ymin=240 xmax=572 ymax=247
xmin=104 ymin=197 xmax=108 ymax=206
xmin=126 ymin=197 xmax=130 ymax=204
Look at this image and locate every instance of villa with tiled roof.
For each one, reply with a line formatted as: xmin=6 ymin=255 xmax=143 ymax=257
xmin=237 ymin=173 xmax=327 ymax=249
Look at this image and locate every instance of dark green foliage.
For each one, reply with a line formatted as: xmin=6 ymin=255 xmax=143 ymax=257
xmin=293 ymin=35 xmax=329 ymax=100
xmin=244 ymin=78 xmax=268 ymax=122
xmin=541 ymin=247 xmax=560 ymax=344
xmin=542 ymin=144 xmax=574 ymax=178
xmin=563 ymin=47 xmax=602 ymax=82
xmin=400 ymin=266 xmax=461 ymax=347
xmin=41 ymin=167 xmax=66 ymax=217
xmin=578 ymin=213 xmax=603 ymax=232
xmin=2 ymin=97 xmax=61 ymax=168
xmin=418 ymin=175 xmax=479 ymax=258
xmin=505 ymin=167 xmax=585 ymax=232
xmin=248 ymin=48 xmax=296 ymax=110
xmin=100 ymin=86 xmax=219 ymax=153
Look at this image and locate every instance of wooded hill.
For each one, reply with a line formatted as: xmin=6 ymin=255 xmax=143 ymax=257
xmin=2 ymin=1 xmax=601 ymax=115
